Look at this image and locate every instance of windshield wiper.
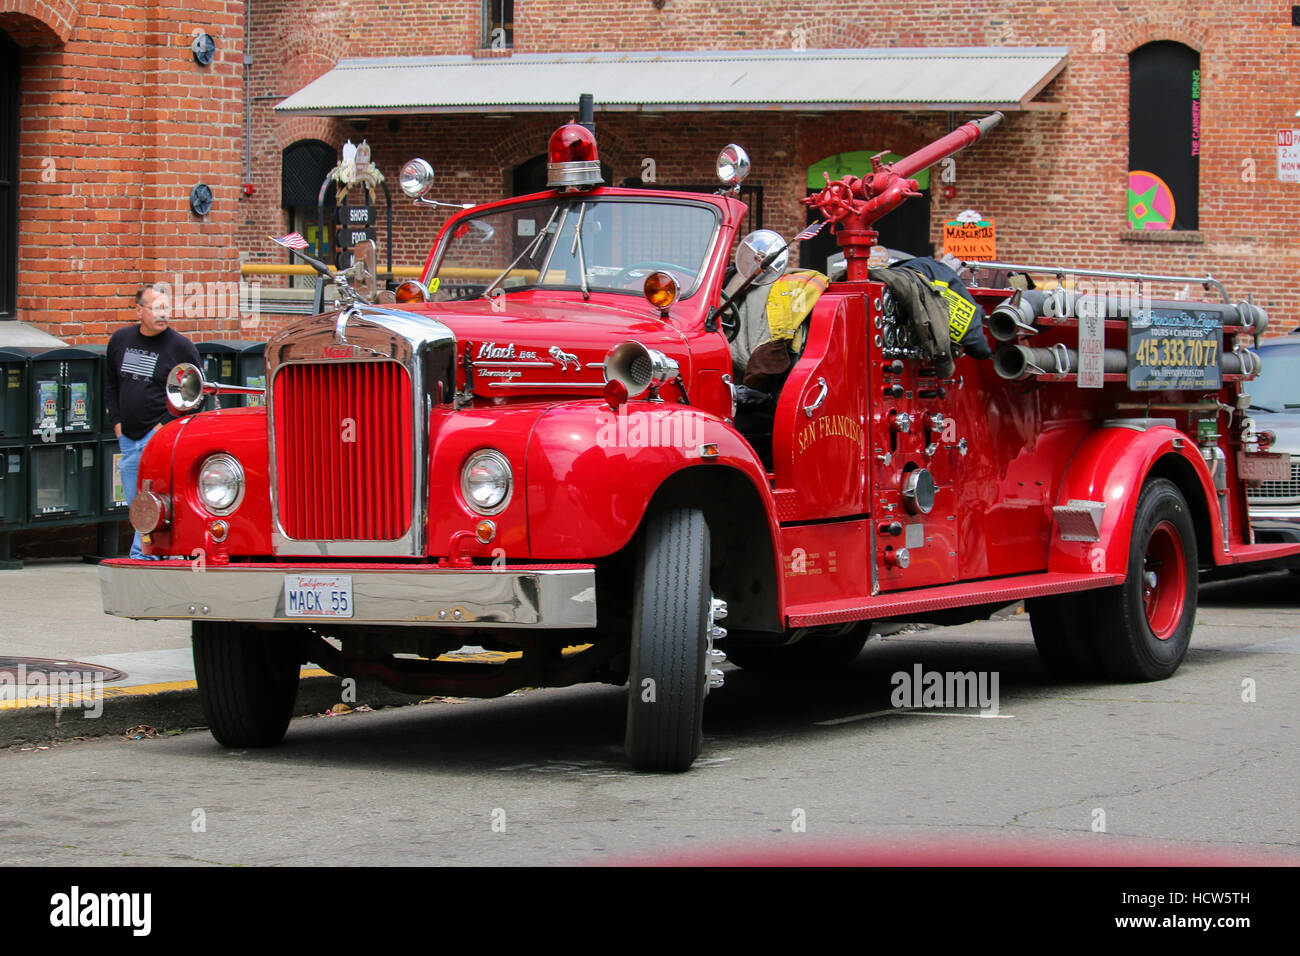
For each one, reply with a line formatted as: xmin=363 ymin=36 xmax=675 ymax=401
xmin=571 ymin=201 xmax=590 ymax=301
xmin=482 ymin=205 xmax=559 ymax=301
xmin=1249 ymin=404 xmax=1279 ymax=413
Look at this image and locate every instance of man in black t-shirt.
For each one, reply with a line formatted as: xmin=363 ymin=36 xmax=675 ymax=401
xmin=105 ymin=285 xmax=201 ymax=558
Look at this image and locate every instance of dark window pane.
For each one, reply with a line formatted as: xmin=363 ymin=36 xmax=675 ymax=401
xmin=282 ymin=140 xmax=338 ymax=209
xmin=1129 ymin=41 xmax=1200 ymax=231
xmin=0 ymin=30 xmax=18 ymax=319
xmin=482 ymin=0 xmax=514 ymax=48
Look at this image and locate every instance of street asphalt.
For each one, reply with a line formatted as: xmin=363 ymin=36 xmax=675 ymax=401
xmin=0 ymin=559 xmax=420 ymax=745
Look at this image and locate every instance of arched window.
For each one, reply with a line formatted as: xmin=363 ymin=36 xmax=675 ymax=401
xmin=281 ymin=140 xmax=337 ymax=285
xmin=1128 ymin=41 xmax=1200 ymax=231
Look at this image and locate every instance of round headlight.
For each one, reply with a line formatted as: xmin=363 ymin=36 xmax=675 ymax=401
xmin=198 ymin=454 xmax=244 ymax=515
xmin=461 ymin=450 xmax=512 ymax=515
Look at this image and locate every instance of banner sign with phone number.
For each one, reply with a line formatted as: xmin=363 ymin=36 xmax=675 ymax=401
xmin=1127 ymin=307 xmax=1222 ymax=391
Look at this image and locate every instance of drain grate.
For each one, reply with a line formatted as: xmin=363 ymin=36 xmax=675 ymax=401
xmin=0 ymin=657 xmax=127 ymax=683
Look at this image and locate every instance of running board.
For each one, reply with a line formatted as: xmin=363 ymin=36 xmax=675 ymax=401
xmin=786 ymin=571 xmax=1126 ymax=628
xmin=1215 ymin=541 xmax=1300 ymax=566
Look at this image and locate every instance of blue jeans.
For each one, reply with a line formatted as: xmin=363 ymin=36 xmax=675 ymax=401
xmin=119 ymin=430 xmax=155 ymax=559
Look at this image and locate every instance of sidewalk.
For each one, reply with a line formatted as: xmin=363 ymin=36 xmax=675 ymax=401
xmin=0 ymin=560 xmax=420 ymax=745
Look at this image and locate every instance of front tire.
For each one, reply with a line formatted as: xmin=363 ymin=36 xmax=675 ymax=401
xmin=1027 ymin=593 xmax=1103 ymax=681
xmin=1090 ymin=478 xmax=1197 ymax=681
xmin=192 ymin=621 xmax=303 ymax=747
xmin=624 ymin=508 xmax=711 ymax=772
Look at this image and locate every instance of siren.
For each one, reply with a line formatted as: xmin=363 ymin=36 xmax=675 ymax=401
xmin=603 ymin=342 xmax=679 ymax=401
xmin=547 ymin=123 xmax=603 ymax=190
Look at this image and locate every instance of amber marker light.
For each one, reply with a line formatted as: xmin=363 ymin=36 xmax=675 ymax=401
xmin=643 ymin=271 xmax=679 ymax=316
xmin=475 ymin=519 xmax=497 ymax=545
xmin=209 ymin=519 xmax=229 ymax=542
xmin=395 ymin=279 xmax=429 ymax=303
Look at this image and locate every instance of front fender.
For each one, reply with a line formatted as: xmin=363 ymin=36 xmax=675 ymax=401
xmin=1049 ymin=424 xmax=1220 ymax=575
xmin=160 ymin=408 xmax=273 ymax=559
xmin=525 ymin=401 xmax=777 ymax=559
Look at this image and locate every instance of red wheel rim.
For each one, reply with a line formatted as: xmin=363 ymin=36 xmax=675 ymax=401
xmin=1142 ymin=520 xmax=1186 ymax=640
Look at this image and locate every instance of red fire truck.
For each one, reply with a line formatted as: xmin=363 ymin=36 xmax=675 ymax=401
xmin=101 ymin=111 xmax=1297 ymax=771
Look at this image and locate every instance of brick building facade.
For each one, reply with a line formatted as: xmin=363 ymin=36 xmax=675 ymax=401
xmin=3 ymin=1 xmax=1299 ymax=343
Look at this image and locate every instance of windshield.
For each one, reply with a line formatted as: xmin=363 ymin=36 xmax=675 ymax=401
xmin=1250 ymin=346 xmax=1300 ymax=410
xmin=430 ymin=196 xmax=719 ymax=302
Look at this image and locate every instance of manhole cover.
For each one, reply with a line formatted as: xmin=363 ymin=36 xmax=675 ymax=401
xmin=0 ymin=657 xmax=127 ymax=683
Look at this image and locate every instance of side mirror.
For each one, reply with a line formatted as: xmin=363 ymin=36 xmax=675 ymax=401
xmin=461 ymin=219 xmax=496 ymax=242
xmin=400 ymin=158 xmax=436 ymax=198
xmin=735 ymin=229 xmax=789 ymax=287
xmin=716 ymin=144 xmax=750 ymax=189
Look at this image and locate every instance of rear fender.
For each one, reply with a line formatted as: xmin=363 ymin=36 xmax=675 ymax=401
xmin=1049 ymin=424 xmax=1220 ymax=575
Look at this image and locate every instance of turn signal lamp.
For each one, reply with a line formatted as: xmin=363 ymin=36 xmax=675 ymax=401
xmin=603 ymin=379 xmax=629 ymax=411
xmin=395 ymin=279 xmax=430 ymax=303
xmin=547 ymin=123 xmax=603 ymax=189
xmin=643 ymin=271 xmax=679 ymax=316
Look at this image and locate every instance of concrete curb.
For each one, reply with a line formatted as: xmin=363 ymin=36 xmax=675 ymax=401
xmin=0 ymin=672 xmax=422 ymax=747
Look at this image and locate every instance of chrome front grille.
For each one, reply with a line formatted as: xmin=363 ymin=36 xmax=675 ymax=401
xmin=1250 ymin=462 xmax=1300 ymax=501
xmin=272 ymin=361 xmax=414 ymax=540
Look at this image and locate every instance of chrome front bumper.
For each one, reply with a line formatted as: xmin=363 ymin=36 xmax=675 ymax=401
xmin=99 ymin=560 xmax=597 ymax=628
xmin=1247 ymin=507 xmax=1300 ymax=536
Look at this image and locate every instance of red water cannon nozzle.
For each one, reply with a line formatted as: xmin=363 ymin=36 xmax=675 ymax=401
xmin=802 ymin=111 xmax=1003 ymax=280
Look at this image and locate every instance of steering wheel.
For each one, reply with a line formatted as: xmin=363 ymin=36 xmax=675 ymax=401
xmin=615 ymin=261 xmax=698 ymax=290
xmin=715 ymin=298 xmax=742 ymax=342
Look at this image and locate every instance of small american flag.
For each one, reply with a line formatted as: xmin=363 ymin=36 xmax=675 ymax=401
xmin=794 ymin=220 xmax=826 ymax=242
xmin=271 ymin=232 xmax=310 ymax=250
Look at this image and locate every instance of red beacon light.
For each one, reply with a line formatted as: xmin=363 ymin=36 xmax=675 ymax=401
xmin=547 ymin=123 xmax=603 ymax=190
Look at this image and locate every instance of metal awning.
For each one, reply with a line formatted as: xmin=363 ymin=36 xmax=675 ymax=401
xmin=274 ymin=48 xmax=1069 ymax=116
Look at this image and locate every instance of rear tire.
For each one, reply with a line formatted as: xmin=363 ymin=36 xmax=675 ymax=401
xmin=624 ymin=508 xmax=711 ymax=772
xmin=192 ymin=621 xmax=303 ymax=747
xmin=1090 ymin=479 xmax=1197 ymax=681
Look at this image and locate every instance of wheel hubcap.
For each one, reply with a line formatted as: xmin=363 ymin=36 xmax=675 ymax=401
xmin=707 ymin=597 xmax=727 ymax=691
xmin=1142 ymin=521 xmax=1186 ymax=640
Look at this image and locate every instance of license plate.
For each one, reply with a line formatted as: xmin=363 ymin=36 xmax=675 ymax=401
xmin=1238 ymin=452 xmax=1291 ymax=482
xmin=283 ymin=574 xmax=353 ymax=618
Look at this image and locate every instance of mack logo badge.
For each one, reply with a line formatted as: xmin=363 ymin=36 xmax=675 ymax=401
xmin=549 ymin=346 xmax=580 ymax=371
xmin=323 ymin=345 xmax=358 ymax=358
xmin=478 ymin=342 xmax=516 ymax=360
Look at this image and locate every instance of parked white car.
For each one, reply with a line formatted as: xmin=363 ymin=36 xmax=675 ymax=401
xmin=1245 ymin=338 xmax=1300 ymax=567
